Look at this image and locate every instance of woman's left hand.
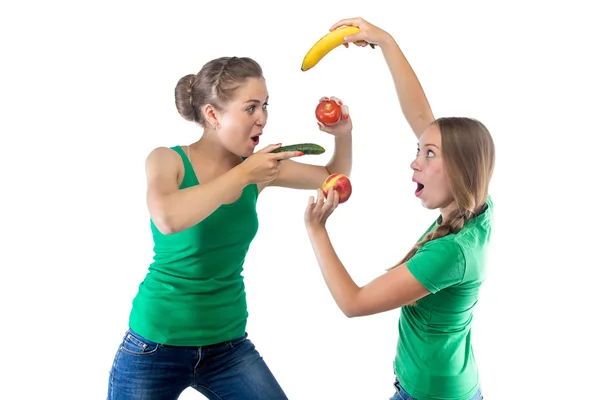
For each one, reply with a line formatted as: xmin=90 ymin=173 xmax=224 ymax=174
xmin=305 ymin=187 xmax=339 ymax=232
xmin=316 ymin=96 xmax=352 ymax=136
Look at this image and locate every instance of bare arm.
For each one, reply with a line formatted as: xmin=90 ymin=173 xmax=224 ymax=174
xmin=307 ymin=227 xmax=430 ymax=317
xmin=145 ymin=147 xmax=248 ymax=235
xmin=267 ymin=134 xmax=352 ymax=190
xmin=331 ymin=17 xmax=436 ymax=138
xmin=379 ymin=36 xmax=435 ymax=137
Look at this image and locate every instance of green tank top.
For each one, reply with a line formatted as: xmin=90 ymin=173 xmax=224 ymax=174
xmin=128 ymin=146 xmax=259 ymax=346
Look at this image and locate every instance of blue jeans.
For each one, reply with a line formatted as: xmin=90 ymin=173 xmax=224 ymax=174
xmin=390 ymin=378 xmax=483 ymax=400
xmin=107 ymin=328 xmax=287 ymax=400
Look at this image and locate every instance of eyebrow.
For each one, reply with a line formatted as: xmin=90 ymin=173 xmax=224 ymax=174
xmin=244 ymin=96 xmax=269 ymax=104
xmin=418 ymin=143 xmax=440 ymax=148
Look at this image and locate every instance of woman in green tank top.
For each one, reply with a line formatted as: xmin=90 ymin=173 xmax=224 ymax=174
xmin=107 ymin=56 xmax=354 ymax=400
xmin=303 ymin=18 xmax=495 ymax=400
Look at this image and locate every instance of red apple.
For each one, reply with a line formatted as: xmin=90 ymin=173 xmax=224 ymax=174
xmin=315 ymin=100 xmax=342 ymax=126
xmin=321 ymin=173 xmax=352 ymax=204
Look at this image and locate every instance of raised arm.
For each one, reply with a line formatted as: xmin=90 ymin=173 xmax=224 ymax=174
xmin=331 ymin=17 xmax=435 ymax=138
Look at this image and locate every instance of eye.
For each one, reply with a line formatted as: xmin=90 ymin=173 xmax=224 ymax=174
xmin=246 ymin=105 xmax=256 ymax=113
xmin=262 ymin=102 xmax=269 ymax=110
xmin=427 ymin=149 xmax=435 ymax=158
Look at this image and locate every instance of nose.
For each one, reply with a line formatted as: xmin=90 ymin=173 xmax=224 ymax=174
xmin=256 ymin=109 xmax=267 ymax=127
xmin=410 ymin=157 xmax=421 ymax=171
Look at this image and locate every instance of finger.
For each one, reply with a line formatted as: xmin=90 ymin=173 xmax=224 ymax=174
xmin=271 ymin=150 xmax=304 ymax=160
xmin=305 ymin=196 xmax=316 ymax=216
xmin=317 ymin=123 xmax=335 ymax=134
xmin=328 ymin=96 xmax=343 ymax=105
xmin=325 ymin=187 xmax=336 ymax=208
xmin=343 ymin=42 xmax=349 ymax=48
xmin=343 ymin=32 xmax=366 ymax=44
xmin=258 ymin=143 xmax=282 ymax=153
xmin=341 ymin=104 xmax=350 ymax=120
xmin=329 ymin=18 xmax=360 ymax=31
xmin=332 ymin=189 xmax=340 ymax=210
xmin=316 ymin=188 xmax=325 ymax=206
xmin=319 ymin=96 xmax=330 ymax=102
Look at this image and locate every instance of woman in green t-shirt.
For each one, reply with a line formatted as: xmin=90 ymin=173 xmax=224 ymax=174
xmin=304 ymin=18 xmax=495 ymax=400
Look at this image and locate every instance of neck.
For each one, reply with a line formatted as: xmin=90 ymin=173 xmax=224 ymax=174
xmin=191 ymin=131 xmax=242 ymax=169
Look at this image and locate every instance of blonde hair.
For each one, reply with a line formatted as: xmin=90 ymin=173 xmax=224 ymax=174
xmin=391 ymin=117 xmax=495 ymax=275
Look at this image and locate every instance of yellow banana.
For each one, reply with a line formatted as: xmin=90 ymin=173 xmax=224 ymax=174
xmin=301 ymin=26 xmax=360 ymax=71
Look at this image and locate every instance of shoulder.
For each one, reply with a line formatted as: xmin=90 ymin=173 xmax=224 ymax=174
xmin=146 ymin=146 xmax=183 ymax=165
xmin=406 ymin=239 xmax=466 ymax=293
xmin=145 ymin=146 xmax=185 ymax=177
xmin=416 ymin=238 xmax=465 ymax=264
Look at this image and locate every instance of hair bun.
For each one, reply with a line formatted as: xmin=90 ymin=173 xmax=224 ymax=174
xmin=175 ymin=74 xmax=197 ymax=122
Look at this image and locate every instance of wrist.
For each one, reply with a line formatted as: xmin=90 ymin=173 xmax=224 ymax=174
xmin=231 ymin=163 xmax=252 ymax=186
xmin=378 ymin=32 xmax=396 ymax=49
xmin=306 ymin=224 xmax=327 ymax=238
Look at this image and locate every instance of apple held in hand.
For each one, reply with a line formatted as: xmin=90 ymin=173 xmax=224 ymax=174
xmin=322 ymin=173 xmax=352 ymax=204
xmin=315 ymin=100 xmax=342 ymax=126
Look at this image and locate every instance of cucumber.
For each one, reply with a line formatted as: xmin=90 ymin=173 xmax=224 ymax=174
xmin=271 ymin=143 xmax=325 ymax=155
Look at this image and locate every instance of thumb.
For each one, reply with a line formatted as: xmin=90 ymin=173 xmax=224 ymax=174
xmin=257 ymin=143 xmax=282 ymax=153
xmin=343 ymin=32 xmax=364 ymax=43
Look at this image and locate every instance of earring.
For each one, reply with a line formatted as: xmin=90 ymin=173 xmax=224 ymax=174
xmin=213 ymin=123 xmax=218 ymax=130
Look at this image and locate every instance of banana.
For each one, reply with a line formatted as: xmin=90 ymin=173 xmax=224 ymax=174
xmin=301 ymin=26 xmax=360 ymax=71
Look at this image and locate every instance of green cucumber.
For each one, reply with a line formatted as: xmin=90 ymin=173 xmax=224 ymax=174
xmin=271 ymin=143 xmax=325 ymax=155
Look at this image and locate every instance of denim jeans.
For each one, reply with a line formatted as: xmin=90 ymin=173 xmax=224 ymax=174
xmin=389 ymin=378 xmax=483 ymax=400
xmin=107 ymin=328 xmax=287 ymax=400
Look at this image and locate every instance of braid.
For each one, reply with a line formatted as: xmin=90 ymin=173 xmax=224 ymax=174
xmin=388 ymin=208 xmax=472 ymax=307
xmin=389 ymin=208 xmax=469 ymax=272
xmin=186 ymin=75 xmax=197 ymax=122
xmin=213 ymin=56 xmax=237 ymax=100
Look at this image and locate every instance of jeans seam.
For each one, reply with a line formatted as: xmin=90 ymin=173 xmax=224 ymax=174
xmin=193 ymin=384 xmax=224 ymax=400
xmin=109 ymin=347 xmax=123 ymax=399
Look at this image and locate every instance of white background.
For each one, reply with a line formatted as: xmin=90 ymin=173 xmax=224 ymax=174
xmin=1 ymin=1 xmax=599 ymax=399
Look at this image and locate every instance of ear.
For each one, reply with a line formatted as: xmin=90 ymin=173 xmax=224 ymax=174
xmin=201 ymin=103 xmax=220 ymax=128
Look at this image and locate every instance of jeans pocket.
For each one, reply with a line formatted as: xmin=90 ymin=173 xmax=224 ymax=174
xmin=119 ymin=329 xmax=161 ymax=356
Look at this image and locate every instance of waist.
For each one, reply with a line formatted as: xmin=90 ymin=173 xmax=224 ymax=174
xmin=129 ymin=274 xmax=248 ymax=346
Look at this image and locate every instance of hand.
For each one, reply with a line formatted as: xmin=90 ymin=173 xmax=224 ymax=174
xmin=329 ymin=17 xmax=393 ymax=49
xmin=305 ymin=187 xmax=339 ymax=232
xmin=240 ymin=144 xmax=303 ymax=184
xmin=317 ymin=96 xmax=352 ymax=136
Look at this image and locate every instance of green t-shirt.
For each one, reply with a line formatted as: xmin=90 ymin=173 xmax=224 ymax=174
xmin=128 ymin=146 xmax=259 ymax=346
xmin=394 ymin=196 xmax=493 ymax=400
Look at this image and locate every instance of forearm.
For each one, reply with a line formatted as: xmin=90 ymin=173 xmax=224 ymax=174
xmin=379 ymin=36 xmax=435 ymax=136
xmin=307 ymin=227 xmax=359 ymax=317
xmin=154 ymin=167 xmax=248 ymax=234
xmin=325 ymin=134 xmax=352 ymax=177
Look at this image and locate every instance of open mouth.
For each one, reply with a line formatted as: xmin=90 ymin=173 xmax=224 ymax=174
xmin=415 ymin=182 xmax=425 ymax=196
xmin=251 ymin=135 xmax=260 ymax=145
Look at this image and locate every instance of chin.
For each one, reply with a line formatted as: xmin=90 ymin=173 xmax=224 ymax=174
xmin=420 ymin=200 xmax=437 ymax=210
xmin=241 ymin=147 xmax=255 ymax=157
xmin=419 ymin=197 xmax=448 ymax=211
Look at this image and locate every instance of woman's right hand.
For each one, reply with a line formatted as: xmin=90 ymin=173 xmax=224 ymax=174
xmin=239 ymin=144 xmax=303 ymax=184
xmin=329 ymin=17 xmax=393 ymax=49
